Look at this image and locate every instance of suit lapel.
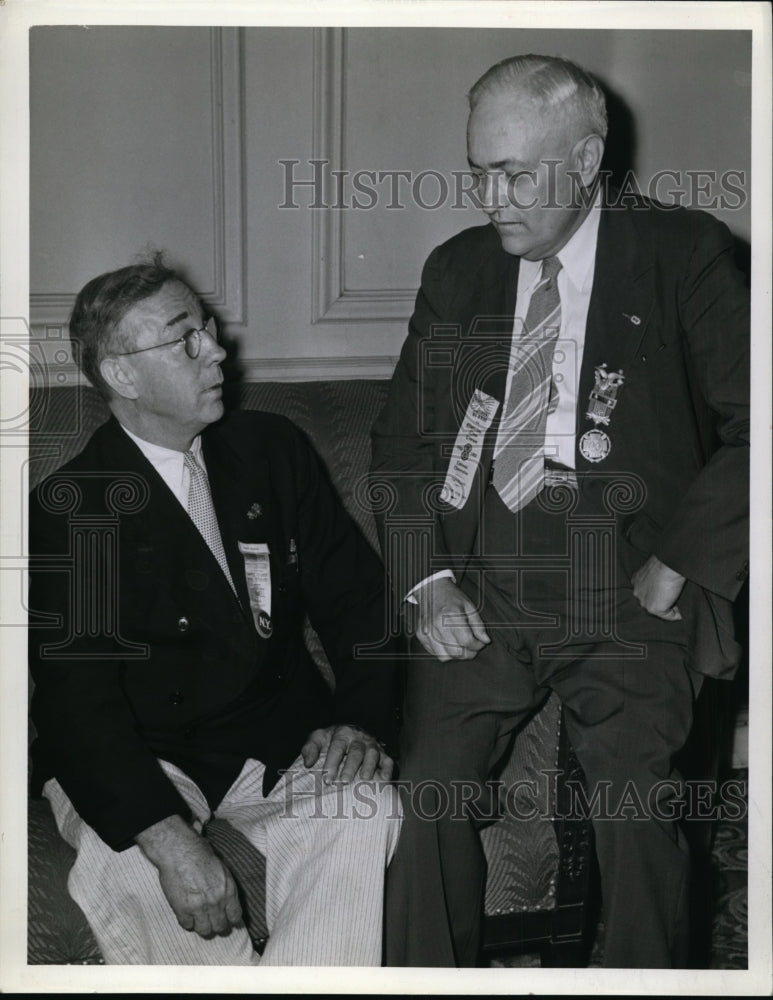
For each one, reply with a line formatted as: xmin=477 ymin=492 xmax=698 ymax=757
xmin=577 ymin=203 xmax=657 ymax=464
xmin=101 ymin=418 xmax=247 ymax=614
xmin=203 ymin=421 xmax=280 ymax=617
xmin=469 ymin=230 xmax=519 ymax=409
xmin=100 ymin=418 xmax=209 ymax=558
xmin=463 ymin=232 xmax=520 ymax=483
xmin=449 ymin=229 xmax=518 ymax=471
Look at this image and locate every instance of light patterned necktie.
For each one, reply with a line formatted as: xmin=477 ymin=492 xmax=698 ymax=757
xmin=183 ymin=451 xmax=237 ymax=594
xmin=493 ymin=255 xmax=562 ymax=513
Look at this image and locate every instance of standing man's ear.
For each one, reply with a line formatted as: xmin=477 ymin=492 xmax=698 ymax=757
xmin=100 ymin=356 xmax=140 ymax=400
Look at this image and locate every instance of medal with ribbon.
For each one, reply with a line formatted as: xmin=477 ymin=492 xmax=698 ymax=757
xmin=579 ymin=363 xmax=625 ymax=463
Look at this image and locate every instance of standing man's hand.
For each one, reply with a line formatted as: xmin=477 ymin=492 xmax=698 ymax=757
xmin=301 ymin=723 xmax=394 ymax=784
xmin=631 ymin=555 xmax=686 ymax=620
xmin=413 ymin=577 xmax=491 ymax=662
xmin=136 ymin=814 xmax=243 ymax=938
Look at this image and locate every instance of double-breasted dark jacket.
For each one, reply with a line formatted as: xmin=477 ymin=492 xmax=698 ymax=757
xmin=29 ymin=410 xmax=397 ymax=851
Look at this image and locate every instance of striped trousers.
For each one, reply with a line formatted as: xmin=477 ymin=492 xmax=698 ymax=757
xmin=44 ymin=756 xmax=402 ymax=965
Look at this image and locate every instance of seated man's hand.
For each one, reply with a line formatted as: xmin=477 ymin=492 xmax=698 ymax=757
xmin=301 ymin=724 xmax=394 ymax=784
xmin=631 ymin=554 xmax=686 ymax=620
xmin=136 ymin=814 xmax=242 ymax=938
xmin=414 ymin=576 xmax=490 ymax=662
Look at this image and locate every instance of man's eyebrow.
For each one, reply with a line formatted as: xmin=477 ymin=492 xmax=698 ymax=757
xmin=467 ymin=157 xmax=533 ymax=172
xmin=164 ymin=311 xmax=191 ymax=330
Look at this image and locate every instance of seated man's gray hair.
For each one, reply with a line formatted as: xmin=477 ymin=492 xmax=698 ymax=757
xmin=68 ymin=251 xmax=179 ymax=399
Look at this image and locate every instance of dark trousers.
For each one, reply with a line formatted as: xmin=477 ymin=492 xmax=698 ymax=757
xmin=386 ymin=487 xmax=700 ymax=967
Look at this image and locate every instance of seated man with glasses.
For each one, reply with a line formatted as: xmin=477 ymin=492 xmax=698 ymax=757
xmin=28 ymin=255 xmax=402 ymax=966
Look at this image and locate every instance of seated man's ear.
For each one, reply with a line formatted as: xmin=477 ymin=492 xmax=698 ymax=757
xmin=100 ymin=356 xmax=140 ymax=400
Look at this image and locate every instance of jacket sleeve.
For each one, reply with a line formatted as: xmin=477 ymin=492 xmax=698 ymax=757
xmin=654 ymin=212 xmax=750 ymax=600
xmin=28 ymin=485 xmax=192 ymax=851
xmin=289 ymin=426 xmax=400 ymax=752
xmin=370 ymin=246 xmax=457 ymax=601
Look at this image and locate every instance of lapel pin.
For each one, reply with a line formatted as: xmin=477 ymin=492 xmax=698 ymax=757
xmin=247 ymin=502 xmax=262 ymax=520
xmin=622 ymin=313 xmax=642 ymax=326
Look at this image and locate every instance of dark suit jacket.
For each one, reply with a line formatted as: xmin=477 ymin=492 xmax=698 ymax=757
xmin=371 ymin=199 xmax=749 ymax=678
xmin=29 ymin=410 xmax=397 ymax=851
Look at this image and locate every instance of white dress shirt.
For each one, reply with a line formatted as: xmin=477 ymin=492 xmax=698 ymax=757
xmin=120 ymin=424 xmax=206 ymax=510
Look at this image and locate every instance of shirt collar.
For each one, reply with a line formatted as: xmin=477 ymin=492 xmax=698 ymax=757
xmin=120 ymin=423 xmax=203 ymax=464
xmin=520 ymin=190 xmax=601 ymax=294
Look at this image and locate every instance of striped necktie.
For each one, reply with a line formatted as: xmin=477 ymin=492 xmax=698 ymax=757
xmin=493 ymin=255 xmax=562 ymax=513
xmin=183 ymin=451 xmax=237 ymax=594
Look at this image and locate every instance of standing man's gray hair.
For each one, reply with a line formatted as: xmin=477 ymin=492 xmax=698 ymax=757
xmin=468 ymin=53 xmax=608 ymax=141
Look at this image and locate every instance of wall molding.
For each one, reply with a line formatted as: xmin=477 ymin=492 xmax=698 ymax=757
xmin=30 ymin=27 xmax=246 ymax=328
xmin=238 ymin=354 xmax=398 ymax=381
xmin=311 ymin=27 xmax=417 ymax=325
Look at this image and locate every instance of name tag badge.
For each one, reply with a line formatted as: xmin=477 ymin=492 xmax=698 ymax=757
xmin=440 ymin=389 xmax=500 ymax=509
xmin=238 ymin=541 xmax=273 ymax=638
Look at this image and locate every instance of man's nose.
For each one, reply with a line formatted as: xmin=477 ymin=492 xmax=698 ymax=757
xmin=202 ymin=329 xmax=227 ymax=364
xmin=478 ymin=173 xmax=503 ymax=214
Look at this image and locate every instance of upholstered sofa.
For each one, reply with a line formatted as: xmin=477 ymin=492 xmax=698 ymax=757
xmin=27 ymin=378 xmax=595 ymax=966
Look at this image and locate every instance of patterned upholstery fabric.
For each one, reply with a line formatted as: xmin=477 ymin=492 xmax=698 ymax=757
xmin=27 ymin=799 xmax=103 ymax=965
xmin=27 ymin=380 xmax=559 ymax=963
xmin=480 ymin=694 xmax=560 ymax=917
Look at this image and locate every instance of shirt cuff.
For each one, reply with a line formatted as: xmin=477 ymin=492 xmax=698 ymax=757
xmin=405 ymin=569 xmax=456 ymax=604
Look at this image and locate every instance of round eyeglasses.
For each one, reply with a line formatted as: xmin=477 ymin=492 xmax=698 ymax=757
xmin=117 ymin=315 xmax=218 ymax=361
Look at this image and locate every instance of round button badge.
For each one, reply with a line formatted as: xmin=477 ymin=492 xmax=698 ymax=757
xmin=257 ymin=611 xmax=273 ymax=638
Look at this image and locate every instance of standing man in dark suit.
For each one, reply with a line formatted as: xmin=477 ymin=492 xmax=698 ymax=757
xmin=371 ymin=54 xmax=749 ymax=967
xmin=29 ymin=257 xmax=401 ymax=965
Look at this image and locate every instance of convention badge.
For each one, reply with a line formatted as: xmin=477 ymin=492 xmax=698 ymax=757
xmin=238 ymin=541 xmax=273 ymax=637
xmin=440 ymin=389 xmax=500 ymax=509
xmin=579 ymin=428 xmax=612 ymax=463
xmin=585 ymin=363 xmax=625 ymax=427
xmin=257 ymin=611 xmax=273 ymax=638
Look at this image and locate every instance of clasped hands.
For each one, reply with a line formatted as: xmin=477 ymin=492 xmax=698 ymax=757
xmin=413 ymin=556 xmax=686 ymax=661
xmin=136 ymin=722 xmax=391 ymax=940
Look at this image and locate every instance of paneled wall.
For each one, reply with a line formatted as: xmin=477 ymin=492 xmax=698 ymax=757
xmin=30 ymin=26 xmax=751 ymax=383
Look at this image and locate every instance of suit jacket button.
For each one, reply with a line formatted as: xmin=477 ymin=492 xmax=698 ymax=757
xmin=177 ymin=616 xmax=190 ymax=633
xmin=169 ymin=690 xmax=184 ymax=706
